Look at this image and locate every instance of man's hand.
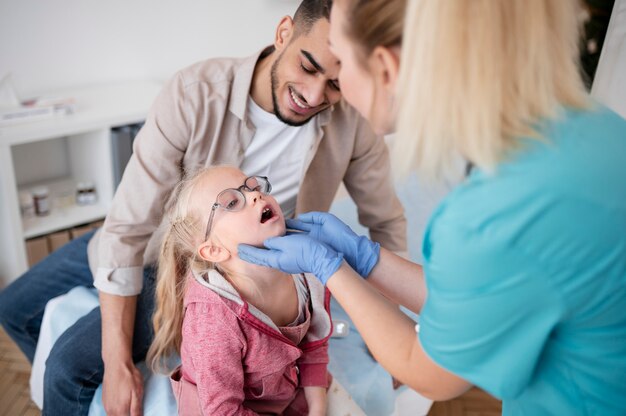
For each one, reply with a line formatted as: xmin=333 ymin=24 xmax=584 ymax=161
xmin=100 ymin=292 xmax=142 ymax=416
xmin=102 ymin=360 xmax=144 ymax=416
xmin=303 ymin=386 xmax=327 ymax=416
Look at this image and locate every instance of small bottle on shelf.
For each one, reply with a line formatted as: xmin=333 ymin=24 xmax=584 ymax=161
xmin=32 ymin=187 xmax=51 ymax=216
xmin=76 ymin=182 xmax=97 ymax=205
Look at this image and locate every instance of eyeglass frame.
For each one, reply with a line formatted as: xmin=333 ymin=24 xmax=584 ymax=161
xmin=203 ymin=175 xmax=272 ymax=241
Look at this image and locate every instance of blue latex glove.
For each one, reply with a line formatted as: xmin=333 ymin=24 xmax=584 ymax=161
xmin=238 ymin=234 xmax=344 ymax=285
xmin=286 ymin=212 xmax=380 ymax=278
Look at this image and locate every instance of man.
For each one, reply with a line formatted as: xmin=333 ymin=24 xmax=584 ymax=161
xmin=0 ymin=1 xmax=406 ymax=414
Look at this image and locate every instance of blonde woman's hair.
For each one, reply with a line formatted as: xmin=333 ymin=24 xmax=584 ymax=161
xmin=394 ymin=0 xmax=589 ymax=179
xmin=338 ymin=0 xmax=406 ymax=63
xmin=146 ymin=168 xmax=213 ymax=373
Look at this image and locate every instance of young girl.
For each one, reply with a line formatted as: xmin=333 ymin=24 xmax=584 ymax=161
xmin=146 ymin=166 xmax=332 ymax=415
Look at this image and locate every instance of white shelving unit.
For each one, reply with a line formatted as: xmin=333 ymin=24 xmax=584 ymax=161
xmin=0 ymin=81 xmax=161 ymax=286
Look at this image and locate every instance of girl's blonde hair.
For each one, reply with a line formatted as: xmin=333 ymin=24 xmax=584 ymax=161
xmin=394 ymin=0 xmax=589 ymax=179
xmin=146 ymin=168 xmax=212 ymax=373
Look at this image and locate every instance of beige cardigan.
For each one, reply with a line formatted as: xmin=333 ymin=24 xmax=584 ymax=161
xmin=89 ymin=48 xmax=406 ymax=295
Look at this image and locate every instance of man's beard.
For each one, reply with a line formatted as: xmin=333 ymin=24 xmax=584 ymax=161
xmin=270 ymin=55 xmax=317 ymax=127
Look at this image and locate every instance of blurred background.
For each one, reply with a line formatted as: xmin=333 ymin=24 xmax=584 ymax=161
xmin=0 ymin=0 xmax=298 ymax=98
xmin=0 ymin=0 xmax=615 ymax=98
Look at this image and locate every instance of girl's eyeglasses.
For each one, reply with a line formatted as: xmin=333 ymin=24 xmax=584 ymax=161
xmin=204 ymin=176 xmax=272 ymax=240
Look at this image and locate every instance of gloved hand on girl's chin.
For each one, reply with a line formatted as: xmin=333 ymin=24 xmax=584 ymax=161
xmin=286 ymin=212 xmax=380 ymax=278
xmin=238 ymin=234 xmax=344 ymax=285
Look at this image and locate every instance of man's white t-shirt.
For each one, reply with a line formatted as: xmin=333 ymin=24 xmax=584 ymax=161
xmin=240 ymin=97 xmax=318 ymax=218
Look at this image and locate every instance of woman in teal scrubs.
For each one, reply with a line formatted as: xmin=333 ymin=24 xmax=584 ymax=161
xmin=239 ymin=0 xmax=626 ymax=414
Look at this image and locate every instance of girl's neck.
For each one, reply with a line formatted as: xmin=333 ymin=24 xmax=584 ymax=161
xmin=220 ymin=263 xmax=299 ymax=327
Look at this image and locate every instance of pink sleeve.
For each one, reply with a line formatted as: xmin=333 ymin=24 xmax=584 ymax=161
xmin=297 ymin=341 xmax=330 ymax=387
xmin=297 ymin=287 xmax=331 ymax=387
xmin=182 ymin=302 xmax=259 ymax=415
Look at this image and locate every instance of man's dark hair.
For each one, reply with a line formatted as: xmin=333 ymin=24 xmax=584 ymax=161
xmin=292 ymin=0 xmax=333 ymax=35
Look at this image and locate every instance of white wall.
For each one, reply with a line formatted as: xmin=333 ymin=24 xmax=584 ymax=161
xmin=0 ymin=0 xmax=298 ymax=97
xmin=592 ymin=0 xmax=626 ymax=119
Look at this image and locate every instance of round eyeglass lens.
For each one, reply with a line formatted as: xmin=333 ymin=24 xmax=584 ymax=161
xmin=247 ymin=176 xmax=271 ymax=193
xmin=216 ymin=189 xmax=246 ymax=211
xmin=245 ymin=177 xmax=260 ymax=191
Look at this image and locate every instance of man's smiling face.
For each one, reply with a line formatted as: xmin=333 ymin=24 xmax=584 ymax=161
xmin=270 ymin=18 xmax=342 ymax=126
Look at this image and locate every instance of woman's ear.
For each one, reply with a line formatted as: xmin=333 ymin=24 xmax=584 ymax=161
xmin=274 ymin=16 xmax=295 ymax=52
xmin=198 ymin=242 xmax=231 ymax=264
xmin=370 ymin=45 xmax=401 ymax=95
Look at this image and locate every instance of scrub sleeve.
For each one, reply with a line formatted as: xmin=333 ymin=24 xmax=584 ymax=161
xmin=418 ymin=203 xmax=563 ymax=399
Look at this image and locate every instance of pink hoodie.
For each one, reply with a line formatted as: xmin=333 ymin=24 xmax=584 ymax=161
xmin=171 ymin=270 xmax=333 ymax=415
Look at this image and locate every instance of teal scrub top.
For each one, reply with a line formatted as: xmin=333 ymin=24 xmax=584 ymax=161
xmin=419 ymin=105 xmax=626 ymax=415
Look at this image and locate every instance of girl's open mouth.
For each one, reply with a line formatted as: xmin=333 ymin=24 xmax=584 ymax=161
xmin=260 ymin=206 xmax=275 ymax=223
